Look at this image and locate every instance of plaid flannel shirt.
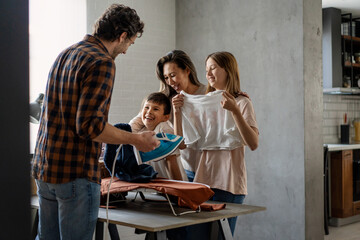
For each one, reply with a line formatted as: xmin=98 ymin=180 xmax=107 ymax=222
xmin=32 ymin=35 xmax=115 ymax=184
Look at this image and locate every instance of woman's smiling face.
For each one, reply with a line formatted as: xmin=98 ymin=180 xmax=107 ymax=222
xmin=163 ymin=62 xmax=191 ymax=93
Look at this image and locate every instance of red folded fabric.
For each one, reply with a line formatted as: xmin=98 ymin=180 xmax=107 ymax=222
xmin=101 ymin=178 xmax=216 ymax=210
xmin=200 ymin=203 xmax=226 ymax=211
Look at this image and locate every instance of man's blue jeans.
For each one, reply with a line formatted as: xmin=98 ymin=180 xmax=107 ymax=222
xmin=35 ymin=178 xmax=100 ymax=240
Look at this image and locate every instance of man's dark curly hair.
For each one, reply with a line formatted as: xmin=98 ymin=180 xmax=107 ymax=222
xmin=93 ymin=4 xmax=144 ymax=41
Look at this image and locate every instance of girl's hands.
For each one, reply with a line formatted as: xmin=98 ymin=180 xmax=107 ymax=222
xmin=221 ymin=91 xmax=238 ymax=112
xmin=172 ymin=94 xmax=184 ymax=113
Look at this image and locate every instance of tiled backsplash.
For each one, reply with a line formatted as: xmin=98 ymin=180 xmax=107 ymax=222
xmin=323 ymin=94 xmax=360 ymax=143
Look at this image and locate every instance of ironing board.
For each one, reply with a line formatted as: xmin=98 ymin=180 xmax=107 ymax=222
xmin=100 ymin=177 xmax=224 ymax=216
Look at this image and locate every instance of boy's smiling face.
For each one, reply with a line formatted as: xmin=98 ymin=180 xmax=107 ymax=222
xmin=141 ymin=100 xmax=170 ymax=131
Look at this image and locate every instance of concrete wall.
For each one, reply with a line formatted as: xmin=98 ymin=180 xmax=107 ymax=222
xmin=87 ymin=0 xmax=176 ymax=124
xmin=86 ymin=0 xmax=323 ymax=239
xmin=303 ymin=0 xmax=323 ymax=239
xmin=176 ymin=0 xmax=322 ymax=239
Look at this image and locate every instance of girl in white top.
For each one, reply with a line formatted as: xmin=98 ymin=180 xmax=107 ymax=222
xmin=172 ymin=51 xmax=259 ymax=236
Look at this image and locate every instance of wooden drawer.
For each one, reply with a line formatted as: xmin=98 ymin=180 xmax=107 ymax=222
xmin=330 ymin=150 xmax=354 ymax=218
xmin=354 ymin=201 xmax=360 ymax=215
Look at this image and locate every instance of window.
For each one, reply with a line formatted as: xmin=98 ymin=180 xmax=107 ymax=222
xmin=29 ymin=0 xmax=86 ymax=152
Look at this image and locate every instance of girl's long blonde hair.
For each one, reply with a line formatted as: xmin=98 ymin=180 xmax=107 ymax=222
xmin=205 ymin=51 xmax=241 ymax=98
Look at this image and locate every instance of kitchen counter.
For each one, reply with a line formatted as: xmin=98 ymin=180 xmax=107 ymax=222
xmin=324 ymin=143 xmax=360 ymax=151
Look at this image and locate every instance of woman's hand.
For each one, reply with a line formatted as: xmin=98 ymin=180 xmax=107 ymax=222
xmin=221 ymin=91 xmax=238 ymax=112
xmin=172 ymin=94 xmax=184 ymax=113
xmin=238 ymin=91 xmax=250 ymax=99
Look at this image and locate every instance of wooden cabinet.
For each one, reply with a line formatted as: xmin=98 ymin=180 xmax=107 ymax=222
xmin=341 ymin=14 xmax=360 ymax=88
xmin=322 ymin=9 xmax=360 ymax=90
xmin=354 ymin=201 xmax=360 ymax=215
xmin=331 ymin=150 xmax=353 ymax=218
xmin=341 ymin=35 xmax=360 ymax=87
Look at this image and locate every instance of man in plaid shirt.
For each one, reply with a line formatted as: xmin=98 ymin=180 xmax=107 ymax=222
xmin=31 ymin=4 xmax=159 ymax=240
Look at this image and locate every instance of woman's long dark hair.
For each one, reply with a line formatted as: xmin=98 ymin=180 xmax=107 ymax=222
xmin=156 ymin=50 xmax=201 ymax=98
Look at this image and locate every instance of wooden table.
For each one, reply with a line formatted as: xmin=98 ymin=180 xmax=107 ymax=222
xmin=31 ymin=193 xmax=265 ymax=240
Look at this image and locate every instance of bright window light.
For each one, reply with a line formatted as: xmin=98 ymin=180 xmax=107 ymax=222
xmin=29 ymin=0 xmax=86 ymax=153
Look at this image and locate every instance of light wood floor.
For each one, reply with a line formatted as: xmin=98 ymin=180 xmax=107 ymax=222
xmin=324 ymin=221 xmax=360 ymax=240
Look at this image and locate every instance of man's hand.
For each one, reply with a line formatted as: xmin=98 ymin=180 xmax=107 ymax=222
xmin=93 ymin=124 xmax=159 ymax=151
xmin=134 ymin=131 xmax=160 ymax=152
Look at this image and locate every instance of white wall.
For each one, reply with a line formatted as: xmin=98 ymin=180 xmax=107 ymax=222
xmin=86 ymin=0 xmax=176 ymax=125
xmin=323 ymin=94 xmax=360 ymax=143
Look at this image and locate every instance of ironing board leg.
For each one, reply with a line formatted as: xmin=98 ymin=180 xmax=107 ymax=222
xmin=218 ymin=218 xmax=233 ymax=240
xmin=108 ymin=223 xmax=120 ymax=240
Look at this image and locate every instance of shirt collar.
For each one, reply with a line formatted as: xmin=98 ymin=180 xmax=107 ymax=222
xmin=83 ymin=34 xmax=109 ymax=55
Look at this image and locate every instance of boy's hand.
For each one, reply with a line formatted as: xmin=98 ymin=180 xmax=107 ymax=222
xmin=134 ymin=131 xmax=160 ymax=152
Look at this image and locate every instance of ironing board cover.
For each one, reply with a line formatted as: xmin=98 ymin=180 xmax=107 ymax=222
xmin=101 ymin=178 xmax=217 ymax=210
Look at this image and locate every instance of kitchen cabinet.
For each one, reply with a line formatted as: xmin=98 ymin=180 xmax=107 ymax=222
xmin=341 ymin=13 xmax=360 ymax=88
xmin=322 ymin=8 xmax=360 ymax=94
xmin=354 ymin=201 xmax=360 ymax=215
xmin=325 ymin=144 xmax=360 ymax=226
xmin=330 ymin=150 xmax=354 ymax=218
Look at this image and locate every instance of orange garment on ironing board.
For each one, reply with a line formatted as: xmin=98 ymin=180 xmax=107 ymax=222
xmin=101 ymin=178 xmax=225 ymax=211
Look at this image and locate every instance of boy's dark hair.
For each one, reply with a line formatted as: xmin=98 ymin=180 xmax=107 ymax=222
xmin=146 ymin=92 xmax=171 ymax=115
xmin=93 ymin=4 xmax=144 ymax=42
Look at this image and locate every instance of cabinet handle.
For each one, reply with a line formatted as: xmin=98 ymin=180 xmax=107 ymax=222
xmin=343 ymin=152 xmax=351 ymax=157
